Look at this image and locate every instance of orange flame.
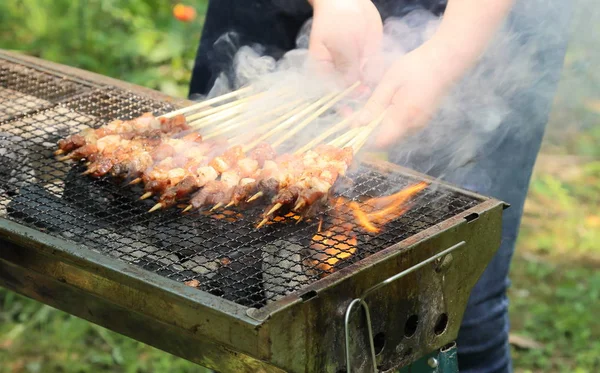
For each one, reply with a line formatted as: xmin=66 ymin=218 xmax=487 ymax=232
xmin=309 ymin=230 xmax=358 ymax=273
xmin=349 ymin=181 xmax=429 ymax=233
xmin=349 ymin=201 xmax=380 ymax=233
xmin=306 ymin=181 xmax=428 ymax=274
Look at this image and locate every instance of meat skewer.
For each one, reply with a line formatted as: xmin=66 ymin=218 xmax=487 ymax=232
xmin=255 ymin=145 xmax=353 ymax=228
xmin=80 ymin=132 xmax=205 ymax=182
xmin=183 ymin=144 xmax=276 ymax=212
xmin=138 ymin=136 xmax=215 ymax=201
xmin=207 ymin=143 xmax=277 ymax=211
xmin=56 ymin=113 xmax=189 ymax=157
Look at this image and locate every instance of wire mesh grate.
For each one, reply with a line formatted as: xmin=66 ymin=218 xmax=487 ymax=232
xmin=0 ymin=58 xmax=481 ymax=308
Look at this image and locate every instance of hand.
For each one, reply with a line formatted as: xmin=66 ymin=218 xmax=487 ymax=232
xmin=357 ymin=41 xmax=456 ymax=148
xmin=308 ymin=0 xmax=383 ymax=84
xmin=354 ymin=0 xmax=515 ymax=148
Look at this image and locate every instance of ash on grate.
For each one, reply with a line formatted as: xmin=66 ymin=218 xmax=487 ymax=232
xmin=262 ymin=240 xmax=311 ymax=303
xmin=0 ymin=132 xmax=31 ymax=198
xmin=7 ymin=184 xmax=109 ymax=237
xmin=0 ymin=107 xmax=100 ymax=198
xmin=0 ymin=61 xmax=90 ymax=103
xmin=63 ymin=164 xmax=149 ymax=223
xmin=0 ymin=88 xmax=51 ymax=122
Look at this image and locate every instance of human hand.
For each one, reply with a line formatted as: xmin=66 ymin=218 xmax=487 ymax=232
xmin=354 ymin=0 xmax=515 ymax=148
xmin=308 ymin=0 xmax=383 ymax=84
xmin=357 ymin=41 xmax=457 ymax=148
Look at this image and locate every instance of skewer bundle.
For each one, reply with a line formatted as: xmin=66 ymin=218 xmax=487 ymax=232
xmin=55 ymin=82 xmax=387 ymax=228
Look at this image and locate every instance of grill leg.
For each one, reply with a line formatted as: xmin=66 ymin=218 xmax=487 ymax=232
xmin=398 ymin=342 xmax=458 ymax=373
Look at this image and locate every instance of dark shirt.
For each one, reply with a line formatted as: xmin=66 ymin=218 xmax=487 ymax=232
xmin=189 ymin=0 xmax=448 ymax=97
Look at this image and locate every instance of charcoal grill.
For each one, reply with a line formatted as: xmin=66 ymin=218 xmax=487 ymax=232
xmin=0 ymin=50 xmax=506 ymax=373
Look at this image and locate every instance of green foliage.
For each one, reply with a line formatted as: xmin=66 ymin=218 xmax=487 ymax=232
xmin=0 ymin=290 xmax=207 ymax=373
xmin=509 ymin=255 xmax=600 ymax=372
xmin=0 ymin=0 xmax=208 ymax=98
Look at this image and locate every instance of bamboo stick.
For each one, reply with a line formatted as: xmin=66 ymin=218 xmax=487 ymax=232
xmin=327 ymin=127 xmax=363 ymax=148
xmin=293 ymin=114 xmax=354 ymax=155
xmin=350 ymin=111 xmax=387 ymax=155
xmin=187 ymin=107 xmax=245 ymax=130
xmin=202 ymin=99 xmax=304 ymax=140
xmin=161 ymin=86 xmax=253 ymax=118
xmin=186 ymin=93 xmax=263 ymax=124
xmin=241 ymin=93 xmax=337 ymax=152
xmin=270 ymin=82 xmax=360 ymax=149
xmin=229 ymin=101 xmax=313 ymax=146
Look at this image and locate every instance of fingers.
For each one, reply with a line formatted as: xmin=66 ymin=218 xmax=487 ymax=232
xmin=374 ymin=102 xmax=429 ymax=148
xmin=356 ymin=77 xmax=396 ymax=127
xmin=307 ymin=41 xmax=337 ymax=76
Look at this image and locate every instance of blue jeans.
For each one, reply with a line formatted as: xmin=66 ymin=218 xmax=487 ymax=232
xmin=189 ymin=1 xmax=571 ymax=371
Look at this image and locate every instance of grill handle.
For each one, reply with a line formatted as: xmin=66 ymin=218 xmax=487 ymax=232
xmin=344 ymin=241 xmax=466 ymax=373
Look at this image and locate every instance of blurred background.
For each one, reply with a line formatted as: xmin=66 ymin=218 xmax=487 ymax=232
xmin=0 ymin=1 xmax=598 ymax=372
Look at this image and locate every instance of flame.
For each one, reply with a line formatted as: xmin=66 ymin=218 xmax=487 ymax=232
xmin=349 ymin=201 xmax=380 ymax=233
xmin=309 ymin=229 xmax=358 ymax=273
xmin=349 ymin=181 xmax=428 ymax=233
xmin=365 ymin=181 xmax=428 ymax=215
xmin=199 ymin=181 xmax=428 ymax=275
xmin=306 ymin=181 xmax=428 ymax=275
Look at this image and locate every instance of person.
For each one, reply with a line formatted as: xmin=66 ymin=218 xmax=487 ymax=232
xmin=189 ymin=1 xmax=571 ymax=372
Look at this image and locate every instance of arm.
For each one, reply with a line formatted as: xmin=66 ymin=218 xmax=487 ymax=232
xmin=358 ymin=0 xmax=515 ymax=146
xmin=306 ymin=0 xmax=515 ymax=147
xmin=428 ymin=0 xmax=515 ymax=83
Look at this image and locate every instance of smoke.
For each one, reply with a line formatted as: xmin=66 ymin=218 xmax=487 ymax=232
xmin=186 ymin=0 xmax=572 ymax=197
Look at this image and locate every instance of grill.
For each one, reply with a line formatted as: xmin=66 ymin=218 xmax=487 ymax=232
xmin=0 ymin=51 xmax=506 ymax=373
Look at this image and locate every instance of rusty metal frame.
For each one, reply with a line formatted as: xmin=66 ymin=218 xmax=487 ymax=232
xmin=0 ymin=51 xmax=506 ymax=373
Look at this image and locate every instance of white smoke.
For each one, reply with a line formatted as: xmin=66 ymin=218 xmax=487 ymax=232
xmin=194 ymin=0 xmax=573 ymax=192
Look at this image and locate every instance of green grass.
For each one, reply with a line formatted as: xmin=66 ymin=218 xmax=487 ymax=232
xmin=509 ymin=254 xmax=600 ymax=373
xmin=0 ymin=291 xmax=206 ymax=373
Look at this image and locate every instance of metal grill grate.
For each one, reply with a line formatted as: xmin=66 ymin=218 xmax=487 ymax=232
xmin=0 ymin=58 xmax=480 ymax=308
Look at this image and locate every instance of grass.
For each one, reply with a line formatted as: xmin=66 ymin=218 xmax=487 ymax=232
xmin=0 ymin=291 xmax=206 ymax=373
xmin=509 ymin=253 xmax=600 ymax=373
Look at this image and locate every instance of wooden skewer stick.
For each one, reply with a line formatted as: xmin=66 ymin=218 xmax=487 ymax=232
xmin=266 ymin=202 xmax=283 ymax=217
xmin=327 ymin=127 xmax=364 ymax=148
xmin=256 ymin=218 xmax=269 ymax=229
xmin=186 ymin=93 xmax=264 ymax=126
xmin=349 ymin=111 xmax=387 ymax=155
xmin=293 ymin=114 xmax=355 ymax=155
xmin=246 ymin=191 xmax=264 ymax=203
xmin=188 ymin=109 xmax=245 ymax=131
xmin=57 ymin=155 xmax=74 ymax=162
xmin=54 ymin=149 xmax=64 ymax=156
xmin=210 ymin=202 xmax=224 ymax=211
xmin=161 ymin=86 xmax=253 ymax=118
xmin=140 ymin=192 xmax=153 ymax=200
xmin=182 ymin=205 xmax=193 ymax=213
xmin=227 ymin=101 xmax=311 ymax=146
xmin=148 ymin=203 xmax=163 ymax=213
xmin=243 ymin=93 xmax=337 ymax=152
xmin=202 ymin=99 xmax=303 ymax=140
xmin=342 ymin=128 xmax=365 ymax=148
xmin=271 ymin=82 xmax=360 ymax=149
xmin=293 ymin=200 xmax=306 ymax=211
xmin=128 ymin=177 xmax=142 ymax=185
